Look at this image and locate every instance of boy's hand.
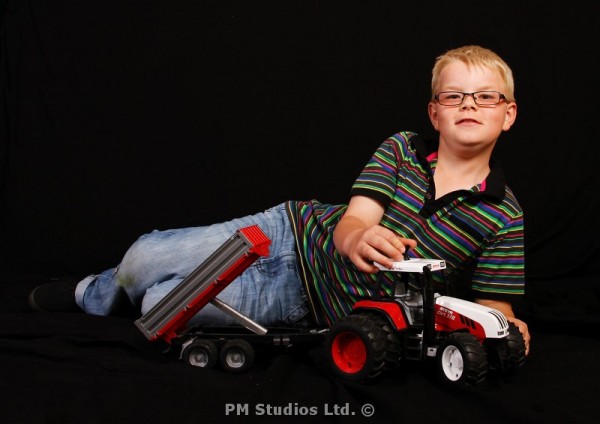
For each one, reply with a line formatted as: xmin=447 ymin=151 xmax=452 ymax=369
xmin=333 ymin=195 xmax=417 ymax=273
xmin=344 ymin=224 xmax=417 ymax=273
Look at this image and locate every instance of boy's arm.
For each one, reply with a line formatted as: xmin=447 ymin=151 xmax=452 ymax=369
xmin=475 ymin=298 xmax=530 ymax=355
xmin=333 ymin=195 xmax=417 ymax=273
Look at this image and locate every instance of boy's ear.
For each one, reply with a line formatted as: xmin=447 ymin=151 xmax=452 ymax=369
xmin=428 ymin=101 xmax=439 ymax=130
xmin=502 ymin=102 xmax=517 ymax=131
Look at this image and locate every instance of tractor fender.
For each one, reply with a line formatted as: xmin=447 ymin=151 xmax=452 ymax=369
xmin=434 ymin=296 xmax=509 ymax=339
xmin=352 ymin=300 xmax=408 ymax=331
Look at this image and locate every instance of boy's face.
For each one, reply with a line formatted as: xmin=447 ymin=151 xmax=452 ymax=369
xmin=428 ymin=61 xmax=517 ymax=156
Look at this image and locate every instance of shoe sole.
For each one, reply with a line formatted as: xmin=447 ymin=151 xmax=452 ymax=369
xmin=28 ymin=286 xmax=49 ymax=312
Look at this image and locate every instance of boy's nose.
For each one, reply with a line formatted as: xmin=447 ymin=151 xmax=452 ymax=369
xmin=460 ymin=93 xmax=478 ymax=108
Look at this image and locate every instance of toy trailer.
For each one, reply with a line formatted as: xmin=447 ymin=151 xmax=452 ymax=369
xmin=134 ymin=225 xmax=272 ymax=344
xmin=134 ymin=225 xmax=325 ymax=373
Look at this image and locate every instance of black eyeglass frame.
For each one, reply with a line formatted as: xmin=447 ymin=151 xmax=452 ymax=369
xmin=434 ymin=90 xmax=508 ymax=106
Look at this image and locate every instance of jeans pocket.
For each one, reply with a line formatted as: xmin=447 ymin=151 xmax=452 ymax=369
xmin=283 ymin=302 xmax=310 ymax=326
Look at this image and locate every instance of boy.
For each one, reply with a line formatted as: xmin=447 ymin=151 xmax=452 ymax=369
xmin=29 ymin=45 xmax=530 ymax=355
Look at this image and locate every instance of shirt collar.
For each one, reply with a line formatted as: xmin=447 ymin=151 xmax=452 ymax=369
xmin=409 ymin=134 xmax=506 ymax=202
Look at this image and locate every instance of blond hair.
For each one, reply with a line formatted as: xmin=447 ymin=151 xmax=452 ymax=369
xmin=431 ymin=45 xmax=515 ymax=102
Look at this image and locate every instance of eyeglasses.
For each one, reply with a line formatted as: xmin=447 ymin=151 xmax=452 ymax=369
xmin=434 ymin=91 xmax=507 ymax=106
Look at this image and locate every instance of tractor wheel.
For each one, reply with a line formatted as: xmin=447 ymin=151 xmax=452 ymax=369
xmin=485 ymin=323 xmax=527 ymax=373
xmin=503 ymin=323 xmax=527 ymax=370
xmin=380 ymin=316 xmax=402 ymax=371
xmin=182 ymin=339 xmax=219 ymax=369
xmin=219 ymin=339 xmax=255 ymax=374
xmin=326 ymin=313 xmax=396 ymax=381
xmin=437 ymin=332 xmax=488 ymax=385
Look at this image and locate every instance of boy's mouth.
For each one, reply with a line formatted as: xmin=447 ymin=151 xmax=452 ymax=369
xmin=456 ymin=118 xmax=481 ymax=125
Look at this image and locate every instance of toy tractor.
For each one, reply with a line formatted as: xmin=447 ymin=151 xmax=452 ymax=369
xmin=325 ymin=259 xmax=526 ymax=385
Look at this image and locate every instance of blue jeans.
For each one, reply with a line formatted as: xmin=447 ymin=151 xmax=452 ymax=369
xmin=75 ymin=203 xmax=310 ymax=327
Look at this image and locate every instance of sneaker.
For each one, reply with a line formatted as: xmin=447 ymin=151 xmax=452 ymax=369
xmin=28 ymin=277 xmax=81 ymax=313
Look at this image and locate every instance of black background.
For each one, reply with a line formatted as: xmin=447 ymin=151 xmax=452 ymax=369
xmin=1 ymin=1 xmax=599 ymax=423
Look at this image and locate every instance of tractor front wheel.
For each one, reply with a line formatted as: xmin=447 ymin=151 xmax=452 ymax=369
xmin=503 ymin=323 xmax=527 ymax=371
xmin=437 ymin=332 xmax=488 ymax=385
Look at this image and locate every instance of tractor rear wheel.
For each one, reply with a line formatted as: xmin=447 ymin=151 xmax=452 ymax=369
xmin=326 ymin=313 xmax=396 ymax=381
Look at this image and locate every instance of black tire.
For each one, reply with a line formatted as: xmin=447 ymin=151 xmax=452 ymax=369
xmin=182 ymin=339 xmax=219 ymax=369
xmin=380 ymin=316 xmax=402 ymax=371
xmin=326 ymin=313 xmax=398 ymax=382
xmin=437 ymin=332 xmax=488 ymax=385
xmin=485 ymin=323 xmax=527 ymax=373
xmin=503 ymin=323 xmax=527 ymax=370
xmin=219 ymin=339 xmax=255 ymax=374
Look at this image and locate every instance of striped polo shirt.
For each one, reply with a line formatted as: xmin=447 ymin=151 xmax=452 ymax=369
xmin=286 ymin=131 xmax=525 ymax=326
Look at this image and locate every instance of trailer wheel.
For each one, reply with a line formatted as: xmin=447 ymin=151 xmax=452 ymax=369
xmin=220 ymin=339 xmax=255 ymax=373
xmin=182 ymin=339 xmax=218 ymax=369
xmin=326 ymin=313 xmax=391 ymax=381
xmin=437 ymin=332 xmax=488 ymax=385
